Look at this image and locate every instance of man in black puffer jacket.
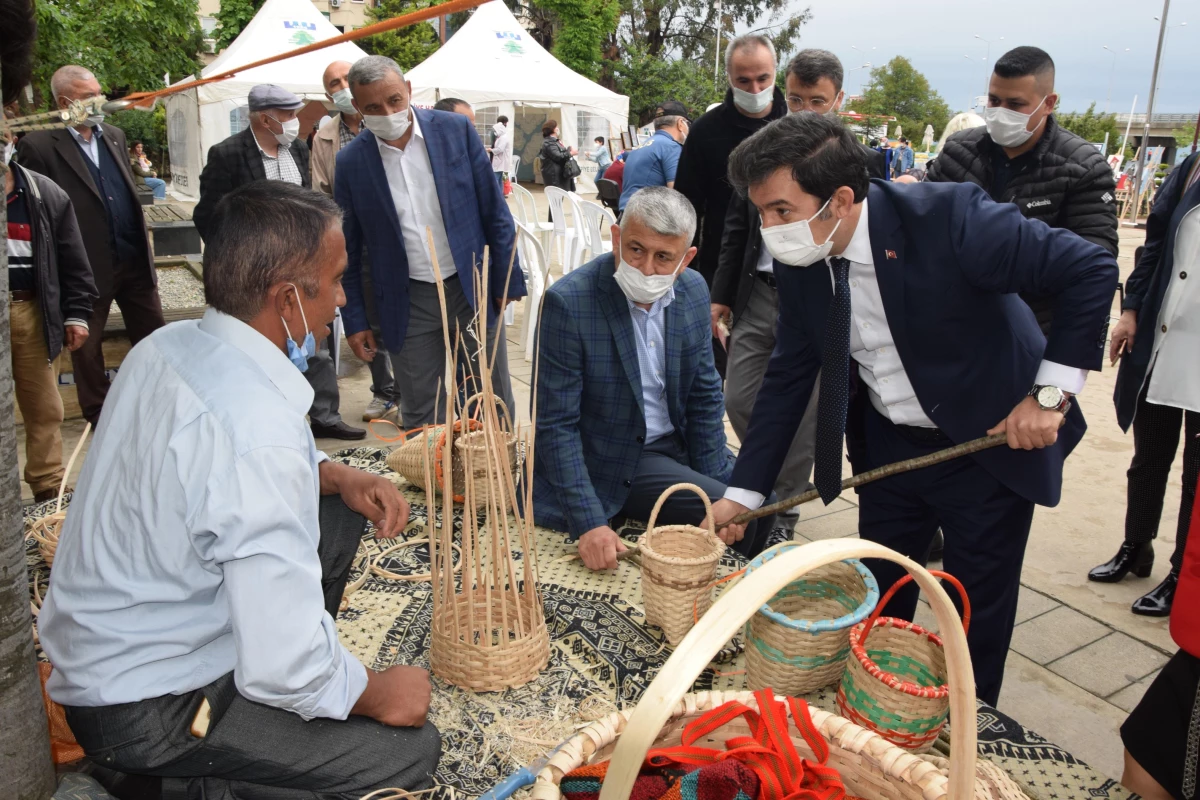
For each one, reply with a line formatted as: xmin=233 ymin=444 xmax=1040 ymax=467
xmin=927 ymin=46 xmax=1118 ymax=334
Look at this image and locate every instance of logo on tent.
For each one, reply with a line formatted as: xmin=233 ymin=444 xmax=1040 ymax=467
xmin=284 ymin=21 xmax=317 ymax=30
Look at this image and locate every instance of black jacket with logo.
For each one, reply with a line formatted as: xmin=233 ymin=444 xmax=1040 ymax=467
xmin=926 ymin=115 xmax=1118 ymax=333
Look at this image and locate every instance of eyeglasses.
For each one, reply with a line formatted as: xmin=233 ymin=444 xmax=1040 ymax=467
xmin=786 ymin=96 xmax=832 ymax=113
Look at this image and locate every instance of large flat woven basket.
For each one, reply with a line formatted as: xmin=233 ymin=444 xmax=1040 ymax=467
xmin=528 ymin=540 xmax=1028 ymax=800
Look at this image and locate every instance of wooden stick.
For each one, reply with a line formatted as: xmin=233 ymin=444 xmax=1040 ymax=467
xmin=723 ymin=432 xmax=1008 ymax=527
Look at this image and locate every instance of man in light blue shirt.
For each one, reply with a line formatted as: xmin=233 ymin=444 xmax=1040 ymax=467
xmin=618 ymin=105 xmax=689 ymax=212
xmin=40 ymin=181 xmax=441 ymax=798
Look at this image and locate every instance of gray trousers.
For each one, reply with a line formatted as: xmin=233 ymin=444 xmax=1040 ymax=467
xmin=396 ymin=276 xmax=516 ymax=428
xmin=306 ymin=335 xmax=343 ymax=427
xmin=725 ymin=276 xmax=820 ymax=527
xmin=618 ymin=435 xmax=777 ymax=559
xmin=64 ymin=496 xmax=442 ymax=800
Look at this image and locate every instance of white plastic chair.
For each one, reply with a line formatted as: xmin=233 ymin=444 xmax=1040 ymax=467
xmin=511 ymin=155 xmax=521 ymax=181
xmin=515 ymin=221 xmax=553 ymax=362
xmin=511 ymin=182 xmax=554 ymax=256
xmin=578 ymin=199 xmax=616 ymax=261
xmin=545 ymin=186 xmax=585 ymax=271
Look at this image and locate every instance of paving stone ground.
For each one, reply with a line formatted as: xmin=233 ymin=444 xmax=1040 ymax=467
xmin=22 ymin=188 xmax=1176 ymax=783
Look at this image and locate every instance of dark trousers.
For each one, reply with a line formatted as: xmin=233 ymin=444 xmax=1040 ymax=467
xmin=65 ymin=496 xmax=442 ymax=800
xmin=72 ymin=261 xmax=165 ymax=425
xmin=305 ymin=334 xmax=343 ymax=427
xmin=856 ymin=409 xmax=1034 ymax=707
xmin=1125 ymin=381 xmax=1200 ymax=570
xmin=618 ymin=434 xmax=776 ymax=558
xmin=361 ymin=260 xmax=399 ymax=404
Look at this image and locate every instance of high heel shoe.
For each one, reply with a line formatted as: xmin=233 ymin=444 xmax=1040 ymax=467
xmin=1132 ymin=569 xmax=1178 ymax=617
xmin=1087 ymin=542 xmax=1154 ymax=583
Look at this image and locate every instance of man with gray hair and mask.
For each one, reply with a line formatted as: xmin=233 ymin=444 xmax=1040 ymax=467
xmin=533 ymin=186 xmax=778 ymax=571
xmin=40 ymin=181 xmax=440 ymax=798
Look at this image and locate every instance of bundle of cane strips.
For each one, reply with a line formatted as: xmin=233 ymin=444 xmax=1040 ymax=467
xmin=27 ymin=423 xmax=91 ymax=568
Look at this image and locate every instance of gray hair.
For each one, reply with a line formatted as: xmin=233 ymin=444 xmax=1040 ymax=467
xmin=653 ymin=114 xmax=683 ymax=131
xmin=348 ymin=55 xmax=406 ymax=91
xmin=203 ymin=182 xmax=343 ymax=321
xmin=620 ymin=186 xmax=697 ymax=244
xmin=724 ymin=34 xmax=776 ymax=76
xmin=51 ymin=65 xmax=96 ymax=101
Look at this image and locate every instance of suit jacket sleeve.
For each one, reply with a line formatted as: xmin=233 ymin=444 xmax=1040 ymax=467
xmin=682 ymin=287 xmax=733 ymax=484
xmin=193 ymin=144 xmax=234 ymax=243
xmin=728 ymin=297 xmax=822 ymax=496
xmin=535 ymin=290 xmax=609 ymax=537
xmin=15 ymin=136 xmax=50 ymax=176
xmin=334 ymin=151 xmax=368 ymax=337
xmin=43 ymin=179 xmax=98 ymax=320
xmin=949 ymin=184 xmax=1118 ymax=371
xmin=465 ymin=118 xmax=525 ymax=301
xmin=1123 ymin=155 xmax=1193 ymax=312
xmin=1062 ymin=156 xmax=1119 ymax=257
xmin=712 ymin=196 xmax=750 ymax=308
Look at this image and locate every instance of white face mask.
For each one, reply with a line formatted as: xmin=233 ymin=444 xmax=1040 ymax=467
xmin=330 ymin=88 xmax=357 ymax=116
xmin=614 ymin=254 xmax=686 ymax=305
xmin=362 ymin=108 xmax=412 ymax=142
xmin=983 ymin=96 xmax=1047 ymax=148
xmin=731 ymin=84 xmax=774 ymax=115
xmin=86 ymin=113 xmax=105 ymax=127
xmin=266 ymin=115 xmax=300 ymax=146
xmin=3 ymin=141 xmax=14 ymax=166
xmin=760 ymin=196 xmax=841 ymax=268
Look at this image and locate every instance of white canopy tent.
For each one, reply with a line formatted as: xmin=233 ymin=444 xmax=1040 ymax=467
xmin=406 ymin=1 xmax=629 ymax=193
xmin=164 ymin=0 xmax=369 ymax=200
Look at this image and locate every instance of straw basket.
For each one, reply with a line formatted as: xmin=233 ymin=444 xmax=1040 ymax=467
xmin=743 ymin=547 xmax=879 ymax=695
xmin=527 ymin=540 xmax=1026 ymax=800
xmin=837 ymin=571 xmax=970 ymax=753
xmin=386 ymin=420 xmax=481 ymax=501
xmin=453 ymin=396 xmax=520 ymax=510
xmin=637 ymin=484 xmax=725 ymax=646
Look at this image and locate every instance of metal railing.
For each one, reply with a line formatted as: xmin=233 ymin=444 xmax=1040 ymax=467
xmin=1114 ymin=112 xmax=1199 ymax=126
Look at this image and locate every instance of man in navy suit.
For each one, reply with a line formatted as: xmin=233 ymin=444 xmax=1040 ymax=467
xmin=710 ymin=113 xmax=1117 ymax=705
xmin=336 ymin=56 xmax=526 ymax=427
xmin=534 ymin=187 xmax=778 ymax=570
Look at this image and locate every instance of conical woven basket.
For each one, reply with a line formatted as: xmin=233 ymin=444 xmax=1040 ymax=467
xmin=637 ymin=483 xmax=725 ymax=646
xmin=453 ymin=396 xmax=519 ymax=510
xmin=743 ymin=547 xmax=879 ymax=695
xmin=527 ymin=540 xmax=1028 ymax=800
xmin=386 ymin=420 xmax=481 ymax=502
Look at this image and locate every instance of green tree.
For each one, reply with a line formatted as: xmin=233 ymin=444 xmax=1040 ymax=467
xmin=108 ymin=105 xmax=171 ymax=176
xmin=846 ymin=57 xmax=949 ymax=142
xmin=360 ymin=0 xmax=442 ymax=71
xmin=611 ymin=44 xmax=723 ymax=124
xmin=1056 ymin=101 xmax=1134 ymax=160
xmin=1173 ymin=124 xmax=1198 ymax=152
xmin=30 ymin=0 xmax=204 ymax=107
xmin=523 ymin=0 xmax=619 ymax=80
xmin=214 ymin=0 xmax=265 ymax=50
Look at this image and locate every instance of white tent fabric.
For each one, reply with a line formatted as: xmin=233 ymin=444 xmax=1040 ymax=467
xmin=165 ymin=0 xmax=369 ymax=200
xmin=406 ymin=1 xmax=629 ymax=193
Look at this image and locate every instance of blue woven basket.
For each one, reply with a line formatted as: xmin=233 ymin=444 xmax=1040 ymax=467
xmin=742 ymin=545 xmax=879 ymax=694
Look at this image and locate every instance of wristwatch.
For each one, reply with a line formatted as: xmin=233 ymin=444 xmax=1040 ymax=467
xmin=1030 ymin=385 xmax=1072 ymax=414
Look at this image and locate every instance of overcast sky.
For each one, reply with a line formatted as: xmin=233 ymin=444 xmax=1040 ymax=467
xmin=754 ymin=0 xmax=1200 ymax=115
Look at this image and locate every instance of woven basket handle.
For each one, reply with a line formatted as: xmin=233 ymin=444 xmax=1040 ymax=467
xmin=462 ymin=392 xmax=515 ymax=434
xmin=861 ymin=570 xmax=972 ymax=645
xmin=646 ymin=483 xmax=715 ymax=539
xmin=595 ymin=539 xmax=977 ymax=800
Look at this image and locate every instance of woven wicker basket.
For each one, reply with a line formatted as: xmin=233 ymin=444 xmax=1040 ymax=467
xmin=743 ymin=547 xmax=878 ymax=695
xmin=429 ymin=587 xmax=551 ymax=692
xmin=386 ymin=420 xmax=481 ymax=501
xmin=638 ymin=483 xmax=725 ymax=646
xmin=453 ymin=397 xmax=520 ymax=510
xmin=837 ymin=571 xmax=970 ymax=753
xmin=527 ymin=540 xmax=1026 ymax=800
xmin=26 ymin=423 xmax=91 ymax=569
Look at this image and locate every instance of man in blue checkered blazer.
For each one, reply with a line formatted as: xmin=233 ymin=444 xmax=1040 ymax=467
xmin=533 ymin=187 xmax=777 ymax=570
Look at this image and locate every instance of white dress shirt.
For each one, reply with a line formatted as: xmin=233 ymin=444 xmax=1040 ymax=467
xmin=1147 ymin=204 xmax=1200 ymax=413
xmin=376 ymin=113 xmax=456 ymax=282
xmin=628 ymin=287 xmax=676 ymax=443
xmin=725 ymin=198 xmax=1088 ymax=510
xmin=40 ymin=309 xmax=367 ymax=720
xmin=67 ymin=125 xmax=101 ymax=166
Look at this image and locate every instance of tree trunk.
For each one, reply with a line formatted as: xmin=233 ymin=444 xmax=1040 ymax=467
xmin=0 ymin=64 xmax=58 ymax=798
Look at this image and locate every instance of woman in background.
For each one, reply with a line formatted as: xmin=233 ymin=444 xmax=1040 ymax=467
xmin=129 ymin=141 xmax=165 ymax=200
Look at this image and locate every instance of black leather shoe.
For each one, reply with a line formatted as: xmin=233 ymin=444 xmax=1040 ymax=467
xmin=928 ymin=528 xmax=944 ymax=562
xmin=1088 ymin=542 xmax=1154 ymax=583
xmin=311 ymin=420 xmax=368 ymax=441
xmin=764 ymin=526 xmax=794 ymax=550
xmin=1132 ymin=569 xmax=1178 ymax=617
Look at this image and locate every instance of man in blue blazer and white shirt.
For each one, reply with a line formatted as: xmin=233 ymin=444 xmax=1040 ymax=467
xmin=336 ymin=56 xmax=526 ymax=426
xmin=534 ymin=187 xmax=778 ymax=570
xmin=710 ymin=113 xmax=1118 ymax=705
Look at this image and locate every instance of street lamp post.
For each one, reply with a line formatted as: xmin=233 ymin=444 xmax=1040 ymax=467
xmin=1103 ymin=45 xmax=1130 ymax=114
xmin=1129 ymin=0 xmax=1172 ymax=225
xmin=974 ymin=34 xmax=1003 ymax=97
xmin=847 ymin=62 xmax=873 ymax=95
xmin=713 ymin=0 xmax=723 ymax=83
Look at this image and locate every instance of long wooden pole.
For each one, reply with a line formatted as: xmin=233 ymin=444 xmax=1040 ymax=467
xmin=723 ymin=433 xmax=1008 ymax=527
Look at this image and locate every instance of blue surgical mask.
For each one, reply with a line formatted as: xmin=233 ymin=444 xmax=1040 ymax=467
xmin=280 ymin=284 xmax=317 ymax=372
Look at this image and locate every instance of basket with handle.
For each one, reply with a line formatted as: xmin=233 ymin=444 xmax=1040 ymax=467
xmin=743 ymin=544 xmax=879 ymax=695
xmin=637 ymin=483 xmax=725 ymax=646
xmin=525 ymin=539 xmax=1027 ymax=800
xmin=385 ymin=419 xmax=481 ymax=502
xmin=836 ymin=570 xmax=970 ymax=753
xmin=452 ymin=394 xmax=520 ymax=510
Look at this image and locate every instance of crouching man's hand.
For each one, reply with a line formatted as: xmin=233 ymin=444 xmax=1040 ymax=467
xmin=352 ymin=664 xmax=431 ymax=727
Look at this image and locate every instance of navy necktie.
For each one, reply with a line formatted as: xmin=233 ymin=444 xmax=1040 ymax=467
xmin=814 ymin=256 xmax=852 ymax=505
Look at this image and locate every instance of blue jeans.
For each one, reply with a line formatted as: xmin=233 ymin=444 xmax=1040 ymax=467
xmin=143 ymin=177 xmax=166 ymax=199
xmin=596 ymin=165 xmax=608 ymax=183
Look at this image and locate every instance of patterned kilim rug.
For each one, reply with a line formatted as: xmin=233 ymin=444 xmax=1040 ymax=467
xmin=23 ymin=447 xmax=1130 ymax=800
